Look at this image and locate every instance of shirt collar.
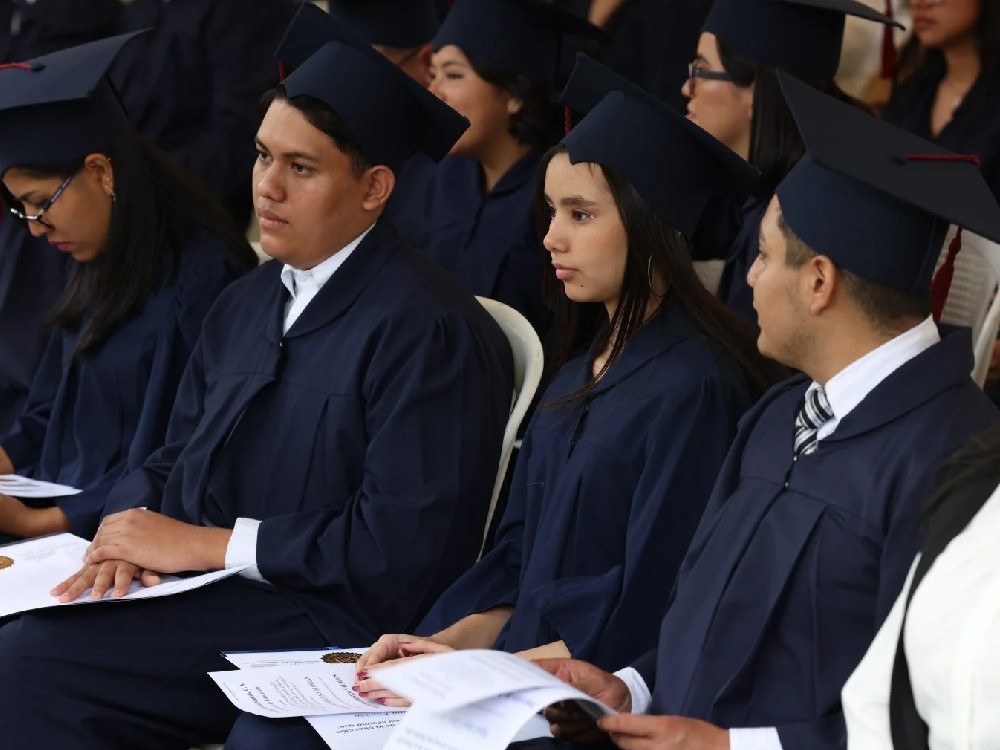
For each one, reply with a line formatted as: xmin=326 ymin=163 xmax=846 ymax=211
xmin=280 ymin=222 xmax=375 ymax=299
xmin=815 ymin=316 xmax=941 ymax=424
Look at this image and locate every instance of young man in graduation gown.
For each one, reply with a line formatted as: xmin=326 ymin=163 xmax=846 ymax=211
xmin=523 ymin=74 xmax=1000 ymax=750
xmin=0 ymin=13 xmax=514 ymax=750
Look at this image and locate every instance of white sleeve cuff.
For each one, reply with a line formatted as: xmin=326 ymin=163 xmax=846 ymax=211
xmin=730 ymin=727 xmax=783 ymax=750
xmin=613 ymin=666 xmax=652 ymax=715
xmin=225 ymin=517 xmax=266 ymax=583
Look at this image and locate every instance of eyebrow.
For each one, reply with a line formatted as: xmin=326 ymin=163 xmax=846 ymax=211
xmin=438 ymin=60 xmax=468 ymax=70
xmin=255 ymin=138 xmax=320 ymax=163
xmin=559 ymin=195 xmax=598 ymax=208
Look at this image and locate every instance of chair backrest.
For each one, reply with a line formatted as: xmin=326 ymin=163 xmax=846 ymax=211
xmin=475 ymin=297 xmax=545 ymax=554
xmin=935 ymin=228 xmax=1000 ymax=387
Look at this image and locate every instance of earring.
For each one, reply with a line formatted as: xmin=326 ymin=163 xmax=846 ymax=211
xmin=647 ymin=256 xmax=654 ymax=290
xmin=105 ymin=183 xmax=116 ymax=202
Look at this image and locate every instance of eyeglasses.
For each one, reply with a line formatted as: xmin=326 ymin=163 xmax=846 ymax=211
xmin=687 ymin=60 xmax=734 ymax=95
xmin=7 ymin=173 xmax=74 ymax=230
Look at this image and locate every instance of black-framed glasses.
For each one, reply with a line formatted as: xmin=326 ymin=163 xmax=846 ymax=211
xmin=687 ymin=61 xmax=734 ymax=94
xmin=7 ymin=173 xmax=74 ymax=230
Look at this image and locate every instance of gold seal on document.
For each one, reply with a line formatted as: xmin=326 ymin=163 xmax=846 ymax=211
xmin=0 ymin=556 xmax=13 ymax=571
xmin=321 ymin=652 xmax=363 ymax=664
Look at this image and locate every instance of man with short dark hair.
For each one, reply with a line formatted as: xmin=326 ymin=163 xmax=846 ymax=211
xmin=527 ymin=72 xmax=1000 ymax=750
xmin=0 ymin=7 xmax=513 ymax=748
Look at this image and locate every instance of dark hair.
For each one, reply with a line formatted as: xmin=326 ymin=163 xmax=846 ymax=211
xmin=924 ymin=421 xmax=1000 ymax=520
xmin=3 ymin=131 xmax=256 ymax=359
xmin=260 ymin=87 xmax=374 ymax=178
xmin=894 ymin=0 xmax=1000 ymax=87
xmin=536 ymin=145 xmax=782 ymax=404
xmin=717 ymin=39 xmax=870 ymax=198
xmin=467 ymin=55 xmax=562 ymax=150
xmin=779 ymin=211 xmax=931 ymax=329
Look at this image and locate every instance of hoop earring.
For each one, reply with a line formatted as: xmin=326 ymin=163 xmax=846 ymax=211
xmin=647 ymin=255 xmax=654 ymax=290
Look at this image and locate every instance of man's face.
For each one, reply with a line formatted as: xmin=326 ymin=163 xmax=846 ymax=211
xmin=253 ymin=100 xmax=371 ymax=269
xmin=748 ymin=197 xmax=811 ymax=368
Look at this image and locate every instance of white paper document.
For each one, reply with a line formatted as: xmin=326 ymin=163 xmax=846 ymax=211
xmin=375 ymin=650 xmax=614 ymax=750
xmin=0 ymin=474 xmax=81 ymax=498
xmin=0 ymin=533 xmax=249 ymax=618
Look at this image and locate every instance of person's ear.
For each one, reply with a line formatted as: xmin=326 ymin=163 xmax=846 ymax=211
xmin=83 ymin=152 xmax=115 ymax=199
xmin=361 ymin=165 xmax=396 ymax=211
xmin=806 ymin=255 xmax=839 ymax=315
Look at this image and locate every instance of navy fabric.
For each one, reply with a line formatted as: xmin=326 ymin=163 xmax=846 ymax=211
xmin=0 ymin=0 xmax=120 ymax=63
xmin=631 ymin=330 xmax=997 ymax=750
xmin=227 ymin=715 xmax=328 ymax=750
xmin=883 ymin=67 xmax=1000 ymax=202
xmin=0 ymin=219 xmax=513 ymax=746
xmin=416 ymin=151 xmax=550 ymax=336
xmin=0 ymin=220 xmax=66 ymax=434
xmin=0 ymin=578 xmax=328 ymax=749
xmin=111 ymin=0 xmax=297 ymax=223
xmin=418 ymin=305 xmax=755 ymax=671
xmin=716 ymin=196 xmax=768 ymax=325
xmin=600 ymin=0 xmax=713 ymax=114
xmin=0 ymin=230 xmax=245 ymax=537
xmin=327 ymin=0 xmax=439 ymax=48
xmin=98 ymin=218 xmax=513 ymax=642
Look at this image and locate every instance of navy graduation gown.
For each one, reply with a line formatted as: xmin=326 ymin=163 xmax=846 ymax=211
xmin=111 ymin=0 xmax=296 ymax=223
xmin=0 ymin=231 xmax=244 ymax=538
xmin=0 ymin=219 xmax=66 ymax=434
xmin=630 ymin=329 xmax=998 ymax=750
xmin=716 ymin=196 xmax=767 ymax=325
xmin=0 ymin=0 xmax=120 ymax=62
xmin=884 ymin=68 xmax=1000 ymax=200
xmin=102 ymin=218 xmax=514 ymax=646
xmin=418 ymin=151 xmax=550 ymax=335
xmin=418 ymin=304 xmax=755 ymax=671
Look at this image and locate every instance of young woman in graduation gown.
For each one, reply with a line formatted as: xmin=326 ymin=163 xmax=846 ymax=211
xmin=0 ymin=35 xmax=257 ymax=543
xmin=684 ymin=0 xmax=898 ymax=324
xmin=843 ymin=422 xmax=1000 ymax=750
xmin=883 ymin=0 xmax=1000 ymax=199
xmin=401 ymin=0 xmax=601 ymax=336
xmin=351 ymin=56 xmax=781 ymax=705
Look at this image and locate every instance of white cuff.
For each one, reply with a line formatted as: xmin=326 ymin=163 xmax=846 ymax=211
xmin=730 ymin=727 xmax=783 ymax=750
xmin=613 ymin=666 xmax=652 ymax=715
xmin=225 ymin=517 xmax=267 ymax=583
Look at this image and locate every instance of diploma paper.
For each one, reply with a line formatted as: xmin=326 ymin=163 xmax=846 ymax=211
xmin=0 ymin=533 xmax=249 ymax=618
xmin=0 ymin=475 xmax=81 ymax=498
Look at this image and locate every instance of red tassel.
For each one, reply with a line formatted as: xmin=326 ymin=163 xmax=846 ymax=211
xmin=880 ymin=1 xmax=897 ymax=79
xmin=278 ymin=59 xmax=287 ymax=83
xmin=931 ymin=228 xmax=962 ymax=322
xmin=563 ymin=106 xmax=572 ymax=136
xmin=0 ymin=62 xmax=31 ymax=71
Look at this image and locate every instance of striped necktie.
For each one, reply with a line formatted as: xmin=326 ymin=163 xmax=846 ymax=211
xmin=793 ymin=386 xmax=834 ymax=460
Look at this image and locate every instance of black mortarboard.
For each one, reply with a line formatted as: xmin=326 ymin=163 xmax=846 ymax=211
xmin=776 ymin=71 xmax=1000 ymax=302
xmin=704 ymin=0 xmax=902 ymax=79
xmin=433 ymin=0 xmax=603 ymax=86
xmin=327 ymin=0 xmax=439 ymax=49
xmin=558 ymin=54 xmax=758 ymax=241
xmin=0 ymin=32 xmax=142 ymax=176
xmin=274 ymin=2 xmax=467 ymax=172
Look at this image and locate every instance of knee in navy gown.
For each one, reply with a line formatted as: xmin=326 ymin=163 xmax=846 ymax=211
xmin=226 ymin=714 xmax=330 ymax=750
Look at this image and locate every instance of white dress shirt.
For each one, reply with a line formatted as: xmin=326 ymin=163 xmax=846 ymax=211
xmin=843 ymin=481 xmax=1000 ymax=750
xmin=224 ymin=223 xmax=374 ymax=582
xmin=616 ymin=316 xmax=942 ymax=750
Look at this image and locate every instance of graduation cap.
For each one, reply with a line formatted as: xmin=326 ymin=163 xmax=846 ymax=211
xmin=327 ymin=0 xmax=439 ymax=49
xmin=775 ymin=71 xmax=1000 ymax=317
xmin=274 ymin=2 xmax=467 ymax=172
xmin=703 ymin=0 xmax=903 ymax=79
xmin=558 ymin=54 xmax=758 ymax=241
xmin=0 ymin=32 xmax=143 ymax=176
xmin=433 ymin=0 xmax=604 ymax=87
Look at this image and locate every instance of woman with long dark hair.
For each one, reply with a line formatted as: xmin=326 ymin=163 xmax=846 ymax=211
xmin=682 ymin=0 xmax=897 ymax=323
xmin=350 ymin=58 xmax=780 ymax=705
xmin=885 ymin=0 xmax=1000 ymax=199
xmin=0 ymin=35 xmax=256 ymax=542
xmin=843 ymin=419 xmax=1000 ymax=749
xmin=404 ymin=0 xmax=601 ymax=336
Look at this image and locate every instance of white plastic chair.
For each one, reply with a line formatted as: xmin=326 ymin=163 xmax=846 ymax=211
xmin=935 ymin=227 xmax=1000 ymax=387
xmin=475 ymin=297 xmax=545 ymax=555
xmin=693 ymin=259 xmax=725 ymax=295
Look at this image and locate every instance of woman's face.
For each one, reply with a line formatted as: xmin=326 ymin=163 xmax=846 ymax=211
xmin=429 ymin=44 xmax=520 ymax=159
xmin=682 ymin=32 xmax=754 ymax=159
xmin=3 ymin=156 xmax=113 ymax=263
xmin=542 ymin=152 xmax=629 ymax=315
xmin=911 ymin=0 xmax=981 ymax=49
